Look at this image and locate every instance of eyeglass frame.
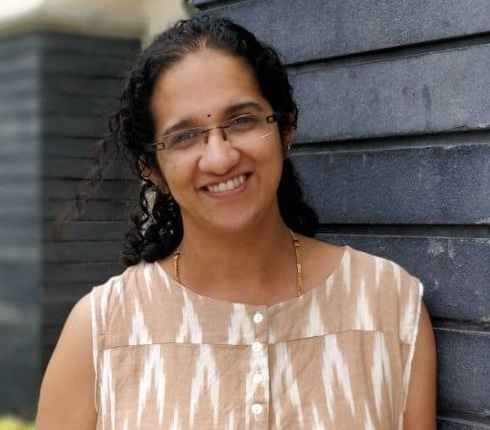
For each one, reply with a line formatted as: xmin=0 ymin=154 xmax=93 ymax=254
xmin=144 ymin=112 xmax=280 ymax=153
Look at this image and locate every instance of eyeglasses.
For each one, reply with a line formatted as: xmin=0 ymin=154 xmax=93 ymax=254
xmin=145 ymin=112 xmax=278 ymax=153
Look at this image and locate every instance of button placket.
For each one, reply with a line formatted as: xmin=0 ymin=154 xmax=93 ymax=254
xmin=248 ymin=307 xmax=269 ymax=426
xmin=252 ymin=373 xmax=264 ymax=384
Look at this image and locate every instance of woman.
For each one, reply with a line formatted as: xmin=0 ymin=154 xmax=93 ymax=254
xmin=36 ymin=16 xmax=436 ymax=430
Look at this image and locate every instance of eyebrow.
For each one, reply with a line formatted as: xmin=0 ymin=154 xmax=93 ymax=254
xmin=160 ymin=101 xmax=264 ymax=136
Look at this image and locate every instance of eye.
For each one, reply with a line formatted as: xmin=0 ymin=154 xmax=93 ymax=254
xmin=228 ymin=114 xmax=258 ymax=129
xmin=168 ymin=128 xmax=201 ymax=148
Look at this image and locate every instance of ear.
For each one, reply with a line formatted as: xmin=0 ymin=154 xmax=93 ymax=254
xmin=138 ymin=157 xmax=168 ymax=192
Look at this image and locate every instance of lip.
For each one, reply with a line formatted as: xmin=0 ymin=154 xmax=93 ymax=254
xmin=201 ymin=173 xmax=251 ymax=198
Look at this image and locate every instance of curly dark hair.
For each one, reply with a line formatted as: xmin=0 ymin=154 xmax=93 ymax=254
xmin=105 ymin=15 xmax=318 ymax=266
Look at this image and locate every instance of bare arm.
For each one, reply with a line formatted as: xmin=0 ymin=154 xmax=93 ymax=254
xmin=36 ymin=293 xmax=97 ymax=430
xmin=403 ymin=301 xmax=437 ymax=430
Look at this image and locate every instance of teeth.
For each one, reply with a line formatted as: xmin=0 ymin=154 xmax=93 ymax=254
xmin=207 ymin=174 xmax=246 ymax=193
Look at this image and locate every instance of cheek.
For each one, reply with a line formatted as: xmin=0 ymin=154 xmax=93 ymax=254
xmin=265 ymin=141 xmax=285 ymax=174
xmin=156 ymin=155 xmax=193 ymax=195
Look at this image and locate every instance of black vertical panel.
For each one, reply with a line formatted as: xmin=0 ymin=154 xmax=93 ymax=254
xmin=194 ymin=0 xmax=490 ymax=427
xmin=0 ymin=31 xmax=140 ymax=417
xmin=0 ymin=33 xmax=41 ymax=417
xmin=39 ymin=33 xmax=140 ymax=369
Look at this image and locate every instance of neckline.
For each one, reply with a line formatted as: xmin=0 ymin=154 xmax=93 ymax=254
xmin=153 ymin=245 xmax=350 ymax=310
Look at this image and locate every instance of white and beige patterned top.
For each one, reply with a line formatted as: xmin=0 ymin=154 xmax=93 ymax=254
xmin=90 ymin=246 xmax=423 ymax=430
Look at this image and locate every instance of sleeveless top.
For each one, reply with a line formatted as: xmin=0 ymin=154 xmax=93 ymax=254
xmin=90 ymin=246 xmax=423 ymax=430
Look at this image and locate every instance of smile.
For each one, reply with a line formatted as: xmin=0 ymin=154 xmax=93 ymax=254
xmin=206 ymin=174 xmax=247 ymax=193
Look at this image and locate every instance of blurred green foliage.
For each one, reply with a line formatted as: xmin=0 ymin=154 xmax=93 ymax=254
xmin=0 ymin=416 xmax=34 ymax=430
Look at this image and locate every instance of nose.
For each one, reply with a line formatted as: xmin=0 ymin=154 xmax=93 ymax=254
xmin=198 ymin=128 xmax=239 ymax=174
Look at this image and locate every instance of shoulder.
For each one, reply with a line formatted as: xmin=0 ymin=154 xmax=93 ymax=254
xmin=90 ymin=262 xmax=159 ymax=314
xmin=303 ymin=236 xmax=421 ymax=296
xmin=346 ymin=246 xmax=423 ymax=343
xmin=90 ymin=262 xmax=144 ymax=315
xmin=346 ymin=245 xmax=422 ymax=294
xmin=36 ymin=293 xmax=97 ymax=428
xmin=60 ymin=293 xmax=93 ymax=343
xmin=91 ymin=261 xmax=173 ymax=348
xmin=305 ymin=239 xmax=424 ymax=342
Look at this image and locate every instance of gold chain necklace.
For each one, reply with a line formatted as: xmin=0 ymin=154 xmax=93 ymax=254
xmin=172 ymin=231 xmax=304 ymax=297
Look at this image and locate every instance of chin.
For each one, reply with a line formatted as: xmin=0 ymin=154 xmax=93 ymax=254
xmin=184 ymin=201 xmax=277 ymax=235
xmin=208 ymin=219 xmax=255 ymax=235
xmin=206 ymin=211 xmax=263 ymax=235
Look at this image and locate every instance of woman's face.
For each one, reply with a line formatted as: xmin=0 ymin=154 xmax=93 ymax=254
xmin=150 ymin=49 xmax=286 ymax=235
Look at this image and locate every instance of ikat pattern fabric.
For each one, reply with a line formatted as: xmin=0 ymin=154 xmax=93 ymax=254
xmin=90 ymin=246 xmax=423 ymax=430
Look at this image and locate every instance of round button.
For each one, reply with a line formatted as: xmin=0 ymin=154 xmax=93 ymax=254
xmin=251 ymin=403 xmax=263 ymax=415
xmin=253 ymin=312 xmax=264 ymax=324
xmin=251 ymin=341 xmax=263 ymax=352
xmin=252 ymin=373 xmax=264 ymax=384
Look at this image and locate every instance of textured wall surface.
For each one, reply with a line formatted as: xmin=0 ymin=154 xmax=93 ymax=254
xmin=39 ymin=34 xmax=139 ymax=366
xmin=192 ymin=0 xmax=490 ymax=428
xmin=0 ymin=32 xmax=139 ymax=416
xmin=0 ymin=34 xmax=41 ymax=417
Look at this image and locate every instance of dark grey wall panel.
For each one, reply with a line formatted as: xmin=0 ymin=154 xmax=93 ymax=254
xmin=0 ymin=141 xmax=37 ymax=158
xmin=43 ymin=96 xmax=115 ymax=117
xmin=292 ymin=43 xmax=490 ymax=141
xmin=0 ymin=244 xmax=39 ymax=262
xmin=0 ymin=33 xmax=41 ymax=56
xmin=44 ymin=262 xmax=123 ymax=283
xmin=44 ymin=220 xmax=129 ymax=241
xmin=0 ymin=180 xmax=38 ymax=199
xmin=44 ymin=159 xmax=134 ymax=180
xmin=436 ymin=327 xmax=490 ymax=414
xmin=43 ymin=76 xmax=123 ymax=98
xmin=45 ymin=180 xmax=138 ymax=200
xmin=293 ymin=144 xmax=490 ymax=225
xmin=38 ymin=32 xmax=139 ymax=386
xmin=196 ymin=0 xmax=490 ymax=64
xmin=0 ymin=225 xmax=39 ymax=241
xmin=0 ymin=158 xmax=40 ymax=180
xmin=439 ymin=418 xmax=490 ymax=430
xmin=0 ymin=262 xmax=39 ymax=301
xmin=318 ymin=234 xmax=490 ymax=322
xmin=43 ymin=116 xmax=108 ymax=138
xmin=43 ymin=297 xmax=88 ymax=328
xmin=43 ymin=54 xmax=132 ymax=78
xmin=39 ymin=32 xmax=140 ymax=58
xmin=0 ymin=33 xmax=41 ymax=416
xmin=0 ymin=116 xmax=38 ymax=140
xmin=0 ymin=301 xmax=39 ymax=415
xmin=0 ymin=76 xmax=37 ymax=95
xmin=45 ymin=200 xmax=133 ymax=221
xmin=0 ymin=31 xmax=139 ymax=416
xmin=44 ymin=138 xmax=110 ymax=158
xmin=45 ymin=280 xmax=106 ymax=298
xmin=0 ymin=52 xmax=39 ymax=77
xmin=190 ymin=0 xmax=217 ymax=5
xmin=44 ymin=241 xmax=123 ymax=262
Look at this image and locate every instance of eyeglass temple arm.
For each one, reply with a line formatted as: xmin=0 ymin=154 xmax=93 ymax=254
xmin=266 ymin=113 xmax=278 ymax=123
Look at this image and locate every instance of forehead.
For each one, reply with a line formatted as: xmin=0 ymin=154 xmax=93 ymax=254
xmin=150 ymin=49 xmax=270 ymax=130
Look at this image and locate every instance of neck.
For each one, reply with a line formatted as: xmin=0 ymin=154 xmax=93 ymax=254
xmin=175 ymin=214 xmax=298 ymax=304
